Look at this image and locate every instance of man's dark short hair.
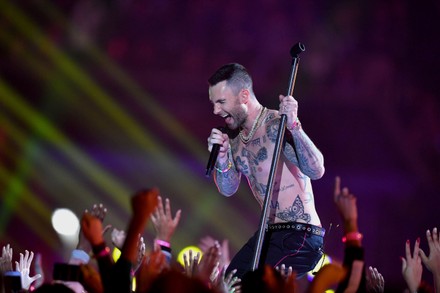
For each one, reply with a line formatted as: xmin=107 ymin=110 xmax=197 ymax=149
xmin=208 ymin=63 xmax=253 ymax=95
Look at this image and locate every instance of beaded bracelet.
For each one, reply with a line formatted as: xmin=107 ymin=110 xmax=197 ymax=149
xmin=215 ymin=160 xmax=232 ymax=173
xmin=342 ymin=232 xmax=363 ymax=243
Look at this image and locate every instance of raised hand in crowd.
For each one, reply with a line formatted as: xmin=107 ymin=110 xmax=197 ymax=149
xmin=274 ymin=263 xmax=297 ymax=293
xmin=183 ymin=242 xmax=222 ymax=285
xmin=401 ymin=238 xmax=423 ymax=293
xmin=77 ymin=203 xmax=108 ymax=253
xmin=366 ymin=266 xmax=384 ymax=293
xmin=15 ymin=250 xmax=42 ymax=290
xmin=419 ymin=227 xmax=440 ymax=293
xmin=135 ymin=245 xmax=168 ymax=293
xmin=197 ymin=242 xmax=243 ymax=293
xmin=80 ymin=210 xmax=112 ymax=292
xmin=275 ymin=263 xmax=294 ymax=280
xmin=33 ymin=253 xmax=44 ymax=289
xmin=151 ymin=195 xmax=181 ymax=244
xmin=104 ymin=188 xmax=159 ymax=293
xmin=197 ymin=241 xmax=222 ymax=284
xmin=110 ymin=228 xmax=146 ymax=273
xmin=122 ymin=188 xmax=159 ymax=265
xmin=333 ymin=176 xmax=359 ymax=242
xmin=80 ymin=263 xmax=104 ymax=293
xmin=240 ymin=265 xmax=290 ymax=293
xmin=199 ymin=236 xmax=231 ymax=269
xmin=81 ymin=212 xmax=107 ymax=249
xmin=333 ymin=176 xmax=366 ymax=293
xmin=90 ymin=203 xmax=108 ymax=222
xmin=0 ymin=244 xmax=13 ymax=273
xmin=183 ymin=249 xmax=201 ymax=278
xmin=134 ymin=236 xmax=146 ymax=273
xmin=211 ymin=266 xmax=242 ymax=293
xmin=266 ymin=265 xmax=298 ymax=293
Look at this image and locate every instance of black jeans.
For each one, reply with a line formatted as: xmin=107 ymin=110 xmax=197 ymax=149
xmin=226 ymin=224 xmax=324 ymax=279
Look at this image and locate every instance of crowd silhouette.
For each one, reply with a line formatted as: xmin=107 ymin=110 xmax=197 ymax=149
xmin=2 ymin=177 xmax=439 ymax=292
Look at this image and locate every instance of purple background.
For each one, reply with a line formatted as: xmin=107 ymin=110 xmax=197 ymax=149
xmin=1 ymin=0 xmax=440 ymax=291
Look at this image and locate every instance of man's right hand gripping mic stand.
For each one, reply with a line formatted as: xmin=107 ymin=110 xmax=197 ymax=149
xmin=250 ymin=42 xmax=305 ymax=271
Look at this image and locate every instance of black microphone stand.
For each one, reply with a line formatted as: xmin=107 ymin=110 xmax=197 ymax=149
xmin=250 ymin=43 xmax=305 ymax=271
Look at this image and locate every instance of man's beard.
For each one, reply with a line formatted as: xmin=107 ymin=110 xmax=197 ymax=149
xmin=227 ymin=108 xmax=247 ymax=130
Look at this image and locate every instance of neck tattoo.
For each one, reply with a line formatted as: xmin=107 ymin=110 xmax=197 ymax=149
xmin=239 ymin=106 xmax=267 ymax=144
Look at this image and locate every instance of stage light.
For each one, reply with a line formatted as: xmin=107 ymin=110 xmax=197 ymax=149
xmin=51 ymin=208 xmax=79 ymax=236
xmin=176 ymin=246 xmax=203 ymax=267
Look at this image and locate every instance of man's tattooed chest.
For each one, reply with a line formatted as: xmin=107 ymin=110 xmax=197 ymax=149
xmin=234 ymin=146 xmax=269 ymax=176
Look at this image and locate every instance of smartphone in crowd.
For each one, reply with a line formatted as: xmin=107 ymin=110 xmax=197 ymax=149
xmin=53 ymin=263 xmax=82 ymax=282
xmin=2 ymin=271 xmax=22 ymax=293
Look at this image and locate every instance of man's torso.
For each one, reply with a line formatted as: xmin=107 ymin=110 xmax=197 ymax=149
xmin=231 ymin=109 xmax=321 ymax=226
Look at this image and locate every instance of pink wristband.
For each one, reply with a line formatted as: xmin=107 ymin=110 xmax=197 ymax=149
xmin=96 ymin=246 xmax=111 ymax=258
xmin=342 ymin=232 xmax=363 ymax=243
xmin=155 ymin=239 xmax=171 ymax=248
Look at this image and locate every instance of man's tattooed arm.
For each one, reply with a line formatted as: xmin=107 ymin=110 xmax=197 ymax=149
xmin=285 ymin=127 xmax=325 ymax=180
xmin=266 ymin=114 xmax=324 ymax=179
xmin=213 ymin=149 xmax=241 ymax=196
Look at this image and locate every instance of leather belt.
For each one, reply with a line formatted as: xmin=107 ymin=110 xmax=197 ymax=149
xmin=267 ymin=222 xmax=325 ymax=237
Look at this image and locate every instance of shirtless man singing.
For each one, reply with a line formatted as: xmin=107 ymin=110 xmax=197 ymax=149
xmin=207 ymin=63 xmax=325 ymax=278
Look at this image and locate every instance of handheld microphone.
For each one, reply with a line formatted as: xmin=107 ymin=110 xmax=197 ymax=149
xmin=205 ymin=127 xmax=226 ymax=177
